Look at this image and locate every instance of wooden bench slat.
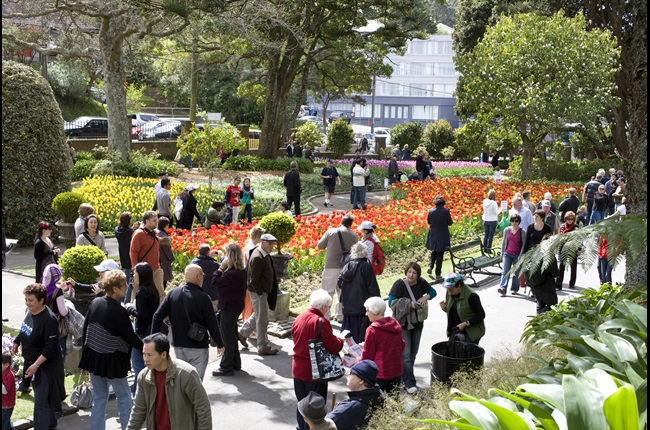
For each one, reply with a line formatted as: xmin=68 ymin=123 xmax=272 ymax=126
xmin=446 ymin=238 xmax=502 ymax=286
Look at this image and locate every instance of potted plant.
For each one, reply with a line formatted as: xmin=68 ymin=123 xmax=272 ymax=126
xmin=52 ymin=191 xmax=84 ymax=243
xmin=257 ymin=213 xmax=297 ymax=322
xmin=58 ymin=245 xmax=107 ymax=316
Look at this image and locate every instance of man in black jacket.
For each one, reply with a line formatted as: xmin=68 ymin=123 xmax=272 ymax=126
xmin=557 ymin=188 xmax=580 ymax=222
xmin=284 ymin=160 xmax=302 ymax=216
xmin=151 ymin=264 xmax=224 ymax=380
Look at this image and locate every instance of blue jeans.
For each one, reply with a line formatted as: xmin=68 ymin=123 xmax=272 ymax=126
xmin=178 ymin=155 xmax=192 ymax=168
xmin=32 ymin=367 xmax=58 ymax=430
xmin=499 ymin=253 xmax=520 ymax=292
xmin=122 ymin=268 xmax=133 ymax=304
xmin=90 ymin=373 xmax=132 ymax=430
xmin=2 ymin=408 xmax=15 ymax=430
xmin=598 ymin=257 xmax=612 ymax=284
xmin=352 ymin=186 xmax=366 ymax=208
xmin=591 ymin=210 xmax=606 ymax=224
xmin=585 ymin=204 xmax=593 ymax=225
xmin=483 ymin=221 xmax=497 ymax=249
xmin=131 ymin=348 xmax=145 ymax=396
xmin=401 ymin=326 xmax=423 ymax=389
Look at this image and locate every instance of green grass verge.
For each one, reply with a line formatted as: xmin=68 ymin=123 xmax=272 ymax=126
xmin=13 ymin=374 xmax=78 ymax=422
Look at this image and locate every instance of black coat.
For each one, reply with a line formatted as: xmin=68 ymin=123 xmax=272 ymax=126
xmin=557 ymin=196 xmax=580 ymax=222
xmin=178 ymin=192 xmax=201 ymax=230
xmin=425 ymin=205 xmax=453 ymax=252
xmin=337 ymin=259 xmax=380 ymax=315
xmin=283 ymin=169 xmax=302 ymax=196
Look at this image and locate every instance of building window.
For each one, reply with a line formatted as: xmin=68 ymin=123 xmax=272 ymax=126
xmin=355 ymin=103 xmax=380 ymax=118
xmin=408 ymin=84 xmax=430 ymax=97
xmin=409 ymin=40 xmax=429 ymax=54
xmin=377 ymin=82 xmax=401 ymax=96
xmin=433 ymin=84 xmax=455 ymax=97
xmin=409 ymin=62 xmax=433 ymax=76
xmin=384 ymin=105 xmax=409 ymax=119
xmin=412 ymin=105 xmax=438 ymax=120
xmin=329 ymin=103 xmax=354 ymax=111
xmin=434 ymin=41 xmax=452 ymax=55
xmin=434 ymin=63 xmax=456 ymax=76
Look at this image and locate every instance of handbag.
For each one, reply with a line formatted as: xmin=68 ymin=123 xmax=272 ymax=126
xmin=308 ymin=318 xmax=345 ymax=381
xmin=403 ymin=278 xmax=429 ymax=322
xmin=337 ymin=231 xmax=351 ymax=266
xmin=70 ymin=372 xmax=93 ymax=409
xmin=497 ymin=214 xmax=511 ymax=232
xmin=182 ymin=289 xmax=207 ymax=342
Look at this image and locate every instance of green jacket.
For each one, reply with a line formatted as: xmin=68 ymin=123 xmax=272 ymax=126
xmin=445 ymin=284 xmax=486 ymax=342
xmin=127 ymin=356 xmax=212 ymax=430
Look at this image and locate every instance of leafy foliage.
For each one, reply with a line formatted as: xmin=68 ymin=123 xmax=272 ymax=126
xmin=422 ymin=119 xmax=455 ymax=160
xmin=2 ymin=60 xmax=71 ymax=243
xmin=58 ymin=245 xmax=107 ymax=284
xmin=47 ymin=61 xmax=88 ymax=100
xmin=292 ymin=121 xmax=324 ymax=150
xmin=223 ymin=156 xmax=314 ymax=174
xmin=390 ymin=122 xmax=424 ymax=149
xmin=52 ymin=192 xmax=85 ymax=223
xmin=326 ymin=119 xmax=354 ymax=158
xmin=258 ymin=212 xmax=297 ymax=253
xmin=71 ymin=149 xmax=181 ymax=181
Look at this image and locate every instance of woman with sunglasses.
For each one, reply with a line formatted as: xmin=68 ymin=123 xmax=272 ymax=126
xmin=555 ymin=211 xmax=581 ymax=290
xmin=497 ymin=214 xmax=524 ymax=296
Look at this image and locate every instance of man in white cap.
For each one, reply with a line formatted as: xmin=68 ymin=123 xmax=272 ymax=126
xmin=64 ymin=259 xmax=117 ymax=296
xmin=541 ymin=199 xmax=559 ymax=234
xmin=239 ymin=233 xmax=279 ymax=355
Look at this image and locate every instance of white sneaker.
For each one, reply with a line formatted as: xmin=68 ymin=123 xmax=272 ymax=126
xmin=406 ymin=386 xmax=418 ymax=394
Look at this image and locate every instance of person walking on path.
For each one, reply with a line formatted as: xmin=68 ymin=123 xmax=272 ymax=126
xmin=590 ymin=184 xmax=610 ymax=224
xmin=482 ymin=189 xmax=499 ymax=249
xmin=129 ymin=211 xmax=164 ymax=301
xmin=425 ymin=195 xmax=453 ymax=281
xmin=351 ymin=159 xmax=370 ymax=210
xmin=320 ymin=159 xmax=341 ymax=208
xmin=239 ymin=234 xmax=280 ymax=356
xmin=292 ymin=290 xmax=344 ymax=430
xmin=498 ymin=214 xmax=524 ymax=296
xmin=210 ymin=243 xmax=247 ymax=376
xmin=509 ymin=196 xmax=534 ymax=232
xmin=317 ymin=215 xmax=358 ymax=321
xmin=178 ymin=184 xmax=202 ymax=231
xmin=151 ymin=264 xmax=224 ymax=380
xmin=127 ymin=333 xmax=212 ymax=430
xmin=556 ymin=211 xmax=580 ymax=290
xmin=582 ymin=175 xmax=603 ymax=225
xmin=284 ymin=161 xmax=302 ymax=216
xmin=242 ymin=226 xmax=266 ymax=329
xmin=557 ymin=188 xmax=580 ymax=222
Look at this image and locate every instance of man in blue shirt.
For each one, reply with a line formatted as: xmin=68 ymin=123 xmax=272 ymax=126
xmin=320 ymin=159 xmax=341 ymax=207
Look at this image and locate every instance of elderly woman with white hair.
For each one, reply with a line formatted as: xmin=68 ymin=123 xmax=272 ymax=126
xmin=337 ymin=242 xmax=381 ymax=343
xmin=292 ymin=289 xmax=345 ymax=430
xmin=536 ymin=191 xmax=556 ymax=213
xmin=360 ymin=296 xmax=405 ymax=393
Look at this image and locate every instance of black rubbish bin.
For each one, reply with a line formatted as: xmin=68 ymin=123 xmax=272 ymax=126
xmin=431 ymin=341 xmax=485 ymax=385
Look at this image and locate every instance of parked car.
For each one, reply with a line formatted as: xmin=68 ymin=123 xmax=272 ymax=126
xmin=138 ymin=120 xmax=182 ymax=140
xmin=129 ymin=113 xmax=161 ymax=127
xmin=132 ymin=119 xmax=162 ymax=139
xmin=327 ymin=111 xmax=352 ymax=124
xmin=373 ymin=127 xmax=391 ymax=145
xmin=64 ymin=116 xmax=108 ymax=138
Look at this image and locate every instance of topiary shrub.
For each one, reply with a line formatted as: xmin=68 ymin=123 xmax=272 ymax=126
xmin=2 ymin=60 xmax=71 ymax=243
xmin=58 ymin=245 xmax=107 ymax=284
xmin=52 ymin=192 xmax=85 ymax=223
xmin=258 ymin=212 xmax=297 ymax=254
xmin=390 ymin=121 xmax=423 ymax=150
xmin=326 ymin=119 xmax=354 ymax=158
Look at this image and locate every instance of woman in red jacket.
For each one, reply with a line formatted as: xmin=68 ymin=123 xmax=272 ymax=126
xmin=360 ymin=296 xmax=405 ymax=394
xmin=225 ymin=176 xmax=242 ymax=225
xmin=292 ymin=289 xmax=344 ymax=430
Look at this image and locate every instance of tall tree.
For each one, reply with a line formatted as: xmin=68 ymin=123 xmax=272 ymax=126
xmin=454 ymin=12 xmax=620 ymax=179
xmin=215 ymin=0 xmax=432 ymax=158
xmin=2 ymin=0 xmax=197 ymax=159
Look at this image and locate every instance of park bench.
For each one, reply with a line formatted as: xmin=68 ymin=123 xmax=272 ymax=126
xmin=446 ymin=238 xmax=502 ymax=286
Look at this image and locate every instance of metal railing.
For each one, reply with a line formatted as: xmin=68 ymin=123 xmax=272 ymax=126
xmin=139 ymin=107 xmax=191 ymax=117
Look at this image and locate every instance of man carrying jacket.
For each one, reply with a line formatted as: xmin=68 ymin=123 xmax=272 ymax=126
xmin=127 ymin=333 xmax=212 ymax=430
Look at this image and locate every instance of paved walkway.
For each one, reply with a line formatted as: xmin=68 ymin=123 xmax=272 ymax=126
xmin=2 ymin=194 xmax=625 ymax=429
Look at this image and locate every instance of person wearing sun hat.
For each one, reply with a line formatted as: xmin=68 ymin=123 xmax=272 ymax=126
xmin=357 ymin=221 xmax=379 ymax=267
xmin=297 ymin=391 xmax=337 ymax=430
xmin=439 ymin=272 xmax=486 ymax=344
xmin=326 ymin=360 xmax=384 ymax=430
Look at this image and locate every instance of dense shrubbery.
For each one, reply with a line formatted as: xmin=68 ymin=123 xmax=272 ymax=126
xmin=223 ymin=155 xmax=313 ymax=173
xmin=2 ymin=60 xmax=71 ymax=243
xmin=52 ymin=192 xmax=85 ymax=223
xmin=58 ymin=245 xmax=107 ymax=284
xmin=390 ymin=121 xmax=424 ymax=149
xmin=70 ymin=148 xmax=181 ymax=181
xmin=508 ymin=156 xmax=622 ymax=182
xmin=326 ymin=119 xmax=354 ymax=158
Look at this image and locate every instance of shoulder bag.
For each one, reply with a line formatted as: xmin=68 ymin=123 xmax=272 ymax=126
xmin=402 ymin=278 xmax=428 ymax=322
xmin=337 ymin=231 xmax=351 ymax=266
xmin=182 ymin=289 xmax=207 ymax=342
xmin=65 ymin=302 xmax=85 ymax=339
xmin=70 ymin=371 xmax=93 ymax=409
xmin=308 ymin=318 xmax=345 ymax=381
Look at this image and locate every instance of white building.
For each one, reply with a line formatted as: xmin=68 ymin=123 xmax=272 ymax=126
xmin=325 ymin=24 xmax=460 ymax=129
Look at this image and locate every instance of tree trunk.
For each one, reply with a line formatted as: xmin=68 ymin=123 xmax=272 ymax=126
xmin=190 ymin=37 xmax=198 ymax=123
xmin=623 ymin=0 xmax=647 ymax=286
xmin=519 ymin=129 xmax=534 ymax=180
xmin=99 ymin=17 xmax=130 ymax=160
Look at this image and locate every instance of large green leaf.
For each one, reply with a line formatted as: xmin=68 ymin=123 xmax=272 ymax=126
xmin=491 ymin=388 xmax=560 ymax=430
xmin=411 ymin=418 xmax=482 ymax=430
xmin=616 ymin=301 xmax=647 ymax=332
xmin=598 ymin=318 xmax=642 ymax=332
xmin=598 ymin=332 xmax=638 ymax=363
xmin=448 ymin=400 xmax=501 ymax=430
xmin=563 ymin=375 xmax=607 ymax=430
xmin=581 ymin=335 xmax=621 ymax=366
xmin=566 ymin=354 xmax=596 ymax=374
xmin=603 ymin=384 xmax=640 ymax=430
xmin=518 ymin=384 xmax=565 ymax=412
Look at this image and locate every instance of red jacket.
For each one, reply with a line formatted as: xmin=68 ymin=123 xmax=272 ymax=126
xmin=2 ymin=367 xmax=16 ymax=408
xmin=360 ymin=316 xmax=405 ymax=380
xmin=129 ymin=228 xmax=160 ymax=271
xmin=292 ymin=308 xmax=344 ymax=382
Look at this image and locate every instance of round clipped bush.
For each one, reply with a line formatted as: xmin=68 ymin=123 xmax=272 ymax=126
xmin=52 ymin=192 xmax=85 ymax=223
xmin=58 ymin=245 xmax=107 ymax=284
xmin=2 ymin=60 xmax=71 ymax=243
xmin=327 ymin=119 xmax=354 ymax=159
xmin=258 ymin=212 xmax=297 ymax=253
